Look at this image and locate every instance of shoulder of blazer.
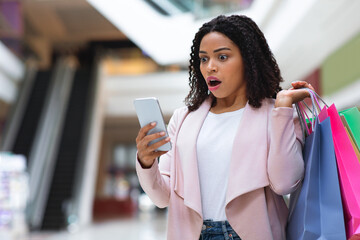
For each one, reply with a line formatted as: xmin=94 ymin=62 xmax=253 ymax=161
xmin=167 ymin=106 xmax=190 ymax=137
xmin=173 ymin=106 xmax=189 ymax=119
xmin=171 ymin=106 xmax=189 ymax=127
xmin=172 ymin=98 xmax=212 ymax=126
xmin=263 ymin=98 xmax=276 ymax=108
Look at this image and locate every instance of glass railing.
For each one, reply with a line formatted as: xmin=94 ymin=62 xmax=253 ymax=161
xmin=144 ymin=0 xmax=254 ymax=19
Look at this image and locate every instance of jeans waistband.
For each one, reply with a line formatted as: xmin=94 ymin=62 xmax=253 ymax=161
xmin=203 ymin=219 xmax=231 ymax=228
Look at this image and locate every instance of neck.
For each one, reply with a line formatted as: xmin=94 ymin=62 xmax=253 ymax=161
xmin=210 ymin=94 xmax=248 ymax=114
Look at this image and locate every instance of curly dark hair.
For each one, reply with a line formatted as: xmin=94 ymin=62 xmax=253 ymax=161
xmin=185 ymin=15 xmax=283 ymax=112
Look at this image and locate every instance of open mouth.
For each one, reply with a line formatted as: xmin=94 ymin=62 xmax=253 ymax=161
xmin=208 ymin=79 xmax=222 ymax=87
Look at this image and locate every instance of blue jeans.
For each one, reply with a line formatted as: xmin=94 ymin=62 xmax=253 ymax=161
xmin=199 ymin=220 xmax=242 ymax=240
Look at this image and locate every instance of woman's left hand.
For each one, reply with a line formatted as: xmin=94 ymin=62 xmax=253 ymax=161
xmin=275 ymin=81 xmax=315 ymax=108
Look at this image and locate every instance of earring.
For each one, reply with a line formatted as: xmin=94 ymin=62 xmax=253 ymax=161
xmin=208 ymin=89 xmax=210 ymax=95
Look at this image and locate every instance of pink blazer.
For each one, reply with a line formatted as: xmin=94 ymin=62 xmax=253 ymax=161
xmin=136 ymin=98 xmax=304 ymax=240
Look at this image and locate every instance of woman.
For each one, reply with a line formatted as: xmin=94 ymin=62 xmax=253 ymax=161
xmin=136 ymin=15 xmax=313 ymax=240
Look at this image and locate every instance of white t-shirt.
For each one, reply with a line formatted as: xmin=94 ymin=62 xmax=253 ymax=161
xmin=196 ymin=108 xmax=244 ymax=221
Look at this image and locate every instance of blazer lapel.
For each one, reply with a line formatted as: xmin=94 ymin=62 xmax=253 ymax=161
xmin=174 ymin=99 xmax=212 ymax=218
xmin=226 ymin=100 xmax=270 ymax=205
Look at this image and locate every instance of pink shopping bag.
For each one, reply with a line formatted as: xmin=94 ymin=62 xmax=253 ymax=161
xmin=327 ymin=104 xmax=360 ymax=238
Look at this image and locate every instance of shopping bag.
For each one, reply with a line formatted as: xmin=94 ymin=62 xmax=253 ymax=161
xmin=340 ymin=107 xmax=360 ymax=150
xmin=286 ymin=91 xmax=346 ymax=240
xmin=341 ymin=116 xmax=360 ymax=161
xmin=349 ymin=233 xmax=360 ymax=240
xmin=327 ymin=104 xmax=360 ymax=237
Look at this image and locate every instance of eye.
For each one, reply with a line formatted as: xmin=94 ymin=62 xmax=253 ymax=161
xmin=219 ymin=54 xmax=228 ymax=61
xmin=200 ymin=56 xmax=208 ymax=63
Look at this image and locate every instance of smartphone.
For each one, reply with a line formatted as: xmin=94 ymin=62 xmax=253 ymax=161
xmin=134 ymin=97 xmax=171 ymax=151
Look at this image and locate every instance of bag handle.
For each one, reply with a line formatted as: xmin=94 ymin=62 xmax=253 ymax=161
xmin=295 ymin=102 xmax=311 ymax=136
xmin=309 ymin=90 xmax=329 ymax=108
xmin=306 ymin=89 xmax=329 ymax=113
xmin=295 ymin=88 xmax=324 ymax=136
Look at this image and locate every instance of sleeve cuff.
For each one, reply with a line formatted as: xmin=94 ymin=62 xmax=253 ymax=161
xmin=136 ymin=155 xmax=159 ymax=176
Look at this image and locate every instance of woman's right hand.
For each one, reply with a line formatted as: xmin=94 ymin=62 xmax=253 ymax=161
xmin=135 ymin=122 xmax=170 ymax=168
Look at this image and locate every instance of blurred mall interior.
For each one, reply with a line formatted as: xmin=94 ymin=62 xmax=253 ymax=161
xmin=0 ymin=0 xmax=359 ymax=239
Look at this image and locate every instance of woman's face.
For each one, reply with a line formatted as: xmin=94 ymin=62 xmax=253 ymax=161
xmin=199 ymin=31 xmax=246 ymax=100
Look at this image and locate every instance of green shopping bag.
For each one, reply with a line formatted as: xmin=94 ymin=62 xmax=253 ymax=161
xmin=340 ymin=107 xmax=360 ymax=150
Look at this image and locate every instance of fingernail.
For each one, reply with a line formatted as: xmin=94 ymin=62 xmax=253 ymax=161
xmin=151 ymin=122 xmax=156 ymax=126
xmin=159 ymin=132 xmax=165 ymax=136
xmin=165 ymin=137 xmax=170 ymax=142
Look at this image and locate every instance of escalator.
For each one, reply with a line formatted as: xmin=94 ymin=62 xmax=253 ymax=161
xmin=11 ymin=70 xmax=51 ymax=165
xmin=1 ymin=48 xmax=101 ymax=231
xmin=41 ymin=66 xmax=94 ymax=230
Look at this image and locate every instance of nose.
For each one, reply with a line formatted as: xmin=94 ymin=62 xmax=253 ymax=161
xmin=206 ymin=59 xmax=217 ymax=73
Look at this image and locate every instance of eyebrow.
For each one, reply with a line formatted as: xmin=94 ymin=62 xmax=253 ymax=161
xmin=199 ymin=47 xmax=231 ymax=54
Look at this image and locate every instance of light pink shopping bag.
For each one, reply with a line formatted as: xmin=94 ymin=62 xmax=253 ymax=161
xmin=327 ymin=104 xmax=360 ymax=238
